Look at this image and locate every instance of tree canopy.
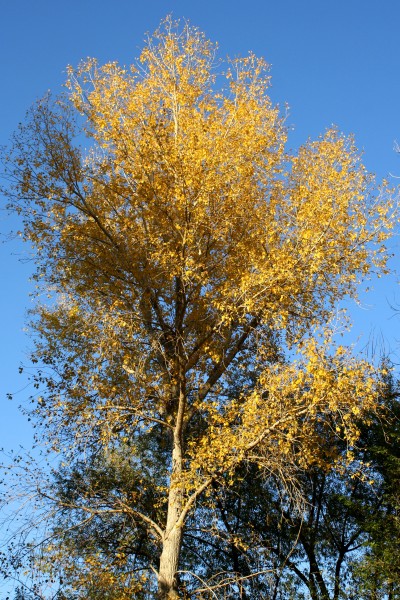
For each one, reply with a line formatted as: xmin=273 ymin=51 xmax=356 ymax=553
xmin=1 ymin=17 xmax=397 ymax=599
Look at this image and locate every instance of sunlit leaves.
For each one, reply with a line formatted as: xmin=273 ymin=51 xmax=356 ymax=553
xmin=1 ymin=15 xmax=396 ymax=597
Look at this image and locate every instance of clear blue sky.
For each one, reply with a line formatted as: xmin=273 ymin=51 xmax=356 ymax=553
xmin=1 ymin=0 xmax=400 ymax=453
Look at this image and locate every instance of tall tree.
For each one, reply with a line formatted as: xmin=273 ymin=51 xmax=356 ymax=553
xmin=1 ymin=17 xmax=395 ymax=598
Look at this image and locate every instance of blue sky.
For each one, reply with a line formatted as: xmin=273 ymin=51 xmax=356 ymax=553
xmin=1 ymin=0 xmax=400 ymax=454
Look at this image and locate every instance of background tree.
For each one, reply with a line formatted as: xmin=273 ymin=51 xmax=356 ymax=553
xmin=347 ymin=369 xmax=400 ymax=600
xmin=1 ymin=17 xmax=395 ymax=599
xmin=201 ymin=367 xmax=400 ymax=600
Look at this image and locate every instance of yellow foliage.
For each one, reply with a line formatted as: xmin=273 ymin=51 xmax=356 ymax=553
xmin=3 ymin=16 xmax=396 ymax=595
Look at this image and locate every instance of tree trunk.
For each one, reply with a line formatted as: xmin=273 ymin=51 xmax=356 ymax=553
xmin=158 ymin=501 xmax=183 ymax=598
xmin=158 ymin=279 xmax=188 ymax=598
xmin=158 ymin=381 xmax=185 ymax=599
xmin=333 ymin=552 xmax=344 ymax=600
xmin=303 ymin=539 xmax=331 ymax=600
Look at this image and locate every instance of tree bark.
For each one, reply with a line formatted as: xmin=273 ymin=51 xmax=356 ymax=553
xmin=158 ymin=493 xmax=183 ymax=598
xmin=333 ymin=552 xmax=345 ymax=600
xmin=302 ymin=537 xmax=331 ymax=600
xmin=158 ymin=359 xmax=186 ymax=599
xmin=158 ymin=433 xmax=184 ymax=598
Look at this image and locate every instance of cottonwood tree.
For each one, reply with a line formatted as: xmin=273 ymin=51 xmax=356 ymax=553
xmin=1 ymin=17 xmax=395 ymax=599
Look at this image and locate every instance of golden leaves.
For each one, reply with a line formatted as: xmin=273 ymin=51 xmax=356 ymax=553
xmin=3 ymin=19 xmax=397 ymax=571
xmin=184 ymin=332 xmax=380 ymax=495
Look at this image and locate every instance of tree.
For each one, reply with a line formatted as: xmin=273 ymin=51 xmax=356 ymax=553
xmin=211 ymin=367 xmax=399 ymax=600
xmin=348 ymin=369 xmax=400 ymax=600
xmin=1 ymin=17 xmax=395 ymax=599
